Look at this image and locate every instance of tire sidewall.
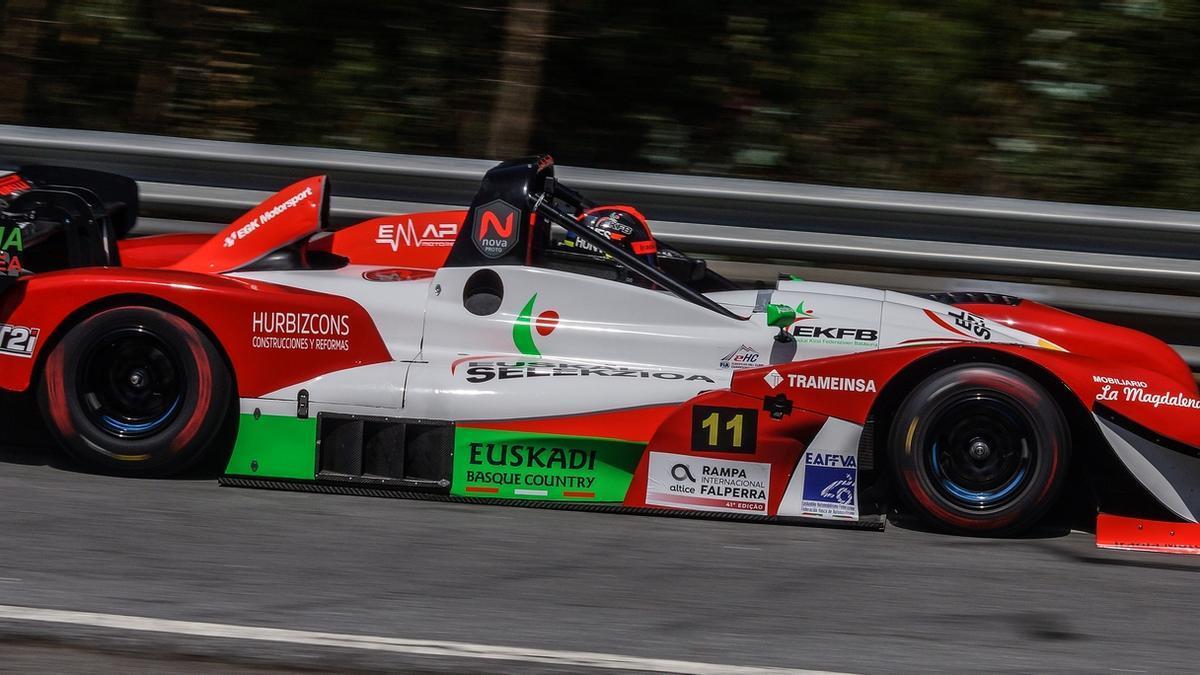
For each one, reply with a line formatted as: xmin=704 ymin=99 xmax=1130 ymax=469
xmin=38 ymin=306 xmax=232 ymax=476
xmin=890 ymin=364 xmax=1070 ymax=535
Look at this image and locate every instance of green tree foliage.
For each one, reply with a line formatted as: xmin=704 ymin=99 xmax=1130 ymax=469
xmin=1003 ymin=1 xmax=1200 ymax=207
xmin=0 ymin=1 xmax=1198 ymax=209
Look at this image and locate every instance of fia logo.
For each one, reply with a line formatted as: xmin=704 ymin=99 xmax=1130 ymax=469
xmin=375 ymin=219 xmax=457 ymax=251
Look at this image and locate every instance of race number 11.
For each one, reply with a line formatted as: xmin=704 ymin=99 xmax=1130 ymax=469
xmin=690 ymin=406 xmax=758 ymax=454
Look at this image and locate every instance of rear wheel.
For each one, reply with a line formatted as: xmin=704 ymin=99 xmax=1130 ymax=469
xmin=888 ymin=364 xmax=1069 ymax=535
xmin=38 ymin=307 xmax=233 ymax=476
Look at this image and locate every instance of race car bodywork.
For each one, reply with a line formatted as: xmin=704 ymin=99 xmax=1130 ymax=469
xmin=1 ymin=157 xmax=1198 ymax=540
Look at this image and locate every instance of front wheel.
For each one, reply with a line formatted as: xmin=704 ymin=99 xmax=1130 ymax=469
xmin=888 ymin=364 xmax=1070 ymax=535
xmin=38 ymin=306 xmax=234 ymax=476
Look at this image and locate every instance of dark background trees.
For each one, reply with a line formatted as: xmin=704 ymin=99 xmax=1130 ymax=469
xmin=0 ymin=1 xmax=1197 ymax=210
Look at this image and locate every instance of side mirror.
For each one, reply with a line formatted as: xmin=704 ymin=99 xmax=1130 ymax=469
xmin=766 ymin=303 xmax=796 ymax=344
xmin=766 ymin=303 xmax=796 ymax=328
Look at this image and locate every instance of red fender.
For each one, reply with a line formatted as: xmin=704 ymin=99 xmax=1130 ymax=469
xmin=0 ymin=268 xmax=391 ymax=398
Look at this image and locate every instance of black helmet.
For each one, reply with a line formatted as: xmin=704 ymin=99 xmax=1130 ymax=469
xmin=572 ymin=205 xmax=657 ymax=267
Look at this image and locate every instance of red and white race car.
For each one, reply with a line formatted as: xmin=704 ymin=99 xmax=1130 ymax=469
xmin=1 ymin=157 xmax=1197 ymax=547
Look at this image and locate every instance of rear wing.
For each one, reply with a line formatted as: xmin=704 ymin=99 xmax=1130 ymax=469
xmin=0 ymin=165 xmax=138 ymax=291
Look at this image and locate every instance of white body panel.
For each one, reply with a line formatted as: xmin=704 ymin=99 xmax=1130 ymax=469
xmin=234 ymin=266 xmax=431 ymax=361
xmin=778 ymin=417 xmax=864 ymax=520
xmin=238 ymin=265 xmax=1057 ymax=420
xmin=403 ymin=266 xmax=739 ymax=420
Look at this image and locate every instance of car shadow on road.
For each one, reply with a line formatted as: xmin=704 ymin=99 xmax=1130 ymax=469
xmin=0 ymin=443 xmax=226 ymax=481
xmin=885 ymin=509 xmax=1076 ymax=541
xmin=0 ymin=444 xmax=61 ymax=468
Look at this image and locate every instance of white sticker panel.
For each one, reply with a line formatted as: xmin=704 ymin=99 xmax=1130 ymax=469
xmin=778 ymin=417 xmax=862 ymax=520
xmin=646 ymin=452 xmax=770 ymax=515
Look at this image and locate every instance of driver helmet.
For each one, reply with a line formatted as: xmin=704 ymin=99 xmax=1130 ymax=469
xmin=572 ymin=205 xmax=657 ymax=267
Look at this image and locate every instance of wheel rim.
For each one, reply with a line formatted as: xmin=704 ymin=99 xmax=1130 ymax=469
xmin=78 ymin=327 xmax=185 ymax=439
xmin=922 ymin=391 xmax=1036 ymax=511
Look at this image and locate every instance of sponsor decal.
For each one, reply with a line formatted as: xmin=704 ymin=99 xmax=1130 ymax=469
xmin=1096 ymin=383 xmax=1200 ymax=410
xmin=0 ymin=323 xmax=39 ymax=358
xmin=719 ymin=344 xmax=760 ymax=370
xmin=948 ymin=310 xmax=991 ymax=339
xmin=790 ymin=324 xmax=879 ymax=346
xmin=592 ymin=213 xmax=635 ymax=239
xmin=0 ymin=227 xmax=23 ymax=252
xmin=471 ymin=199 xmax=520 ymax=259
xmin=777 ymin=417 xmax=862 ymax=520
xmin=691 ymin=406 xmax=757 ymax=453
xmin=224 ymin=185 xmax=314 ymax=248
xmin=0 ymin=250 xmax=23 ymax=277
xmin=0 ymin=173 xmax=30 ymax=196
xmin=1092 ymin=375 xmax=1148 ymax=388
xmin=924 ymin=308 xmax=991 ymax=341
xmin=763 ymin=368 xmax=783 ymax=389
xmin=646 ymin=452 xmax=770 ymax=514
xmin=798 ymin=450 xmax=857 ymax=519
xmin=451 ymin=428 xmax=643 ymax=501
xmin=456 ymin=358 xmax=716 ymax=384
xmin=250 ymin=311 xmax=351 ymax=351
xmin=374 ymin=219 xmax=456 ymax=251
xmin=568 ymin=235 xmax=603 ymax=254
xmin=513 ymin=293 xmax=559 ymax=358
xmin=0 ymin=225 xmax=25 ymax=277
xmin=631 ymin=239 xmax=657 ymax=256
xmin=788 ymin=373 xmax=877 ymax=392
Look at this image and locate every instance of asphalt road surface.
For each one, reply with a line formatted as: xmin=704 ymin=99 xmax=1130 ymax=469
xmin=2 ymin=444 xmax=1199 ymax=674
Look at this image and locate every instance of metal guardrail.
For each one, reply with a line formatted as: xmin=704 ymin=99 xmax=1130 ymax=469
xmin=0 ymin=125 xmax=1196 ymax=367
xmin=0 ymin=124 xmax=1197 ymax=291
xmin=126 ymin=181 xmax=1200 ymax=289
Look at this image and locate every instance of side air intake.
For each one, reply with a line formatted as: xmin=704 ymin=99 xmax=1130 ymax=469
xmin=922 ymin=292 xmax=1022 ymax=306
xmin=317 ymin=413 xmax=453 ymax=489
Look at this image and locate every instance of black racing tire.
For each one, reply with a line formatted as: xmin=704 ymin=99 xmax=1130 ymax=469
xmin=888 ymin=364 xmax=1070 ymax=536
xmin=37 ymin=306 xmax=233 ymax=477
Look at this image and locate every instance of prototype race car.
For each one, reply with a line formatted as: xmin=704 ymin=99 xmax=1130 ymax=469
xmin=1 ymin=156 xmax=1198 ymax=545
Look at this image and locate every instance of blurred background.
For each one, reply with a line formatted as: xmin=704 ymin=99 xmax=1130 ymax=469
xmin=0 ymin=0 xmax=1198 ymax=209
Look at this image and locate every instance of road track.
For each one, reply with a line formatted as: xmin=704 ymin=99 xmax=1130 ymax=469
xmin=2 ymin=444 xmax=1198 ymax=673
